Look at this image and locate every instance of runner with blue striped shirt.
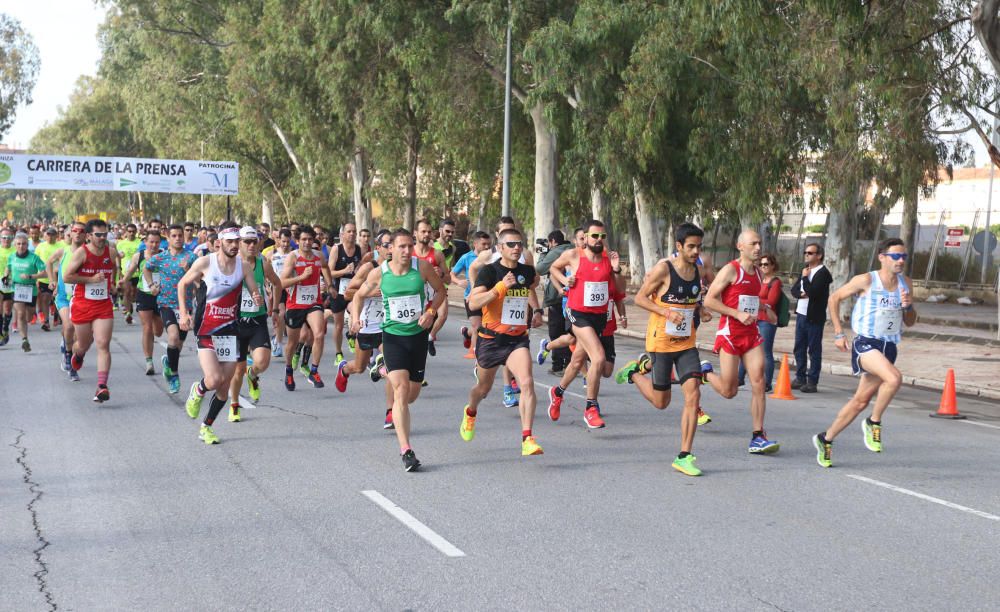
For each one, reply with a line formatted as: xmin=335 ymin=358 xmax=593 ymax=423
xmin=812 ymin=238 xmax=916 ymax=468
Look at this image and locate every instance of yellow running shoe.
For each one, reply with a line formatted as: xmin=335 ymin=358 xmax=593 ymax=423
xmin=672 ymin=454 xmax=701 ymax=476
xmin=228 ymin=405 xmax=241 ymax=423
xmin=199 ymin=425 xmax=220 ymax=445
xmin=521 ymin=436 xmax=544 ymax=456
xmin=697 ymin=407 xmax=712 ymax=426
xmin=460 ymin=407 xmax=476 ymax=442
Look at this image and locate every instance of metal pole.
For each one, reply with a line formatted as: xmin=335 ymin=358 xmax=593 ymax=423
xmin=500 ymin=0 xmax=513 ymax=218
xmin=226 ymin=196 xmax=232 ymax=222
xmin=983 ymin=119 xmax=998 ymax=284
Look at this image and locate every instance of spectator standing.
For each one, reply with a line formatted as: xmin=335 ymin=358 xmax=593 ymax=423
xmin=790 ymin=242 xmax=833 ymax=392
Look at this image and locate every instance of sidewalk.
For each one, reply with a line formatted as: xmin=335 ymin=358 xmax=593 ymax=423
xmin=446 ymin=285 xmax=1000 ymax=401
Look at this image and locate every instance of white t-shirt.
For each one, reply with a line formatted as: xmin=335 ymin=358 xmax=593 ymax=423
xmin=795 ymin=264 xmax=825 ymax=317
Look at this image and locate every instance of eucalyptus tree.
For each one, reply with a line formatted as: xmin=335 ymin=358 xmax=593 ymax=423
xmin=0 ymin=13 xmax=40 ymax=138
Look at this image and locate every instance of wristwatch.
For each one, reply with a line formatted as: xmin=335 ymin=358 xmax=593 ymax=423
xmin=533 ymin=308 xmax=544 ymax=315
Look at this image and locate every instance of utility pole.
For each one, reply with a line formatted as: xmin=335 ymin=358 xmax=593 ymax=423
xmin=500 ymin=0 xmax=513 ymax=218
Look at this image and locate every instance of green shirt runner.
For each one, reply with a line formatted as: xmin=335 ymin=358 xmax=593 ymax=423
xmin=380 ymin=257 xmax=426 ymax=336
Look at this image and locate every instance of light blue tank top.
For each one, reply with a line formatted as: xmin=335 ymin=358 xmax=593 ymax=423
xmin=851 ymin=271 xmax=907 ymax=343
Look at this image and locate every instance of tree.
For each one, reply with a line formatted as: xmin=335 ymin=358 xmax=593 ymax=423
xmin=0 ymin=14 xmax=40 ymax=137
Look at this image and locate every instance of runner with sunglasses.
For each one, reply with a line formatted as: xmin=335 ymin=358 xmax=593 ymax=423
xmin=144 ymin=225 xmax=198 ymax=394
xmin=812 ymin=238 xmax=916 ymax=467
xmin=546 ymin=220 xmax=625 ymax=429
xmin=281 ymin=226 xmax=335 ymax=390
xmin=64 ymin=220 xmax=119 ymax=402
xmin=460 ymin=228 xmax=545 ymax=456
xmin=47 ymin=223 xmax=89 ymax=379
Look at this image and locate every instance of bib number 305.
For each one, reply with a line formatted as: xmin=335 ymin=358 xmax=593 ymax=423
xmin=388 ymin=295 xmax=421 ymax=324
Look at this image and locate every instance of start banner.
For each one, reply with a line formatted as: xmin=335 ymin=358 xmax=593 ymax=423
xmin=0 ymin=153 xmax=238 ymax=196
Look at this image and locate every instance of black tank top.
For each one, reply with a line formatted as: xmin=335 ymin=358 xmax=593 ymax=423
xmin=661 ymin=260 xmax=701 ymax=306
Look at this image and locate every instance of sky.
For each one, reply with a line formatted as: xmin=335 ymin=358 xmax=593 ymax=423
xmin=2 ymin=0 xmax=109 ymax=149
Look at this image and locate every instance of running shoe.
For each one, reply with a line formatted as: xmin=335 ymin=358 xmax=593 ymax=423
xmin=335 ymin=352 xmax=345 ymax=366
xmin=229 ymin=405 xmax=242 ymax=423
xmin=168 ymin=375 xmax=181 ymax=395
xmin=460 ymin=326 xmax=471 ymax=349
xmin=247 ymin=368 xmax=261 ymax=403
xmin=93 ymin=385 xmax=110 ymax=403
xmin=697 ymin=408 xmax=712 ymax=426
xmin=272 ymin=342 xmax=283 ymax=358
xmin=521 ymin=436 xmax=544 ymax=456
xmin=335 ymin=361 xmax=349 ymax=393
xmin=186 ymin=383 xmax=204 ymax=419
xmin=536 ymin=338 xmax=549 ymax=365
xmin=637 ymin=352 xmax=651 ymax=374
xmin=71 ymin=352 xmax=83 ymax=371
xmin=748 ymin=433 xmax=780 ymax=454
xmin=299 ymin=361 xmax=311 ymax=379
xmin=584 ymin=407 xmax=606 ymax=429
xmin=41 ymin=322 xmax=50 ymax=332
xmin=813 ymin=433 xmax=832 ymax=467
xmin=401 ymin=449 xmax=421 ymax=472
xmin=285 ymin=372 xmax=296 ymax=391
xmin=460 ymin=407 xmax=476 ymax=442
xmin=307 ymin=371 xmax=325 ymax=388
xmin=672 ymin=455 xmax=702 ymax=477
xmin=161 ymin=355 xmax=172 ymax=380
xmin=427 ymin=339 xmax=436 ymax=357
xmin=548 ymin=386 xmax=562 ymax=421
xmin=29 ymin=314 xmax=37 ymax=325
xmin=144 ymin=361 xmax=155 ymax=376
xmin=421 ymin=379 xmax=429 ymax=388
xmin=511 ymin=378 xmax=520 ymax=394
xmin=383 ymin=409 xmax=394 ymax=430
xmin=862 ymin=418 xmax=882 ymax=452
xmin=369 ymin=365 xmax=382 ymax=383
xmin=502 ymin=385 xmax=518 ymax=408
xmin=60 ymin=337 xmax=66 ymax=355
xmin=199 ymin=424 xmax=220 ymax=445
xmin=125 ymin=313 xmax=133 ymax=325
xmin=291 ymin=351 xmax=300 ymax=371
xmin=615 ymin=359 xmax=641 ymax=385
xmin=68 ymin=368 xmax=80 ymax=382
xmin=347 ymin=333 xmax=356 ymax=352
xmin=0 ymin=333 xmax=8 ymax=347
xmin=699 ymin=359 xmax=714 ymax=384
xmin=21 ymin=338 xmax=30 ymax=352
xmin=61 ymin=352 xmax=71 ymax=373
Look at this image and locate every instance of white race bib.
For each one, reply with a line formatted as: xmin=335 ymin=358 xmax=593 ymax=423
xmin=665 ymin=308 xmax=695 ymax=337
xmin=0 ymin=277 xmax=11 ymax=292
xmin=874 ymin=305 xmax=902 ymax=337
xmin=583 ymin=281 xmax=609 ymax=308
xmin=500 ymin=296 xmax=529 ymax=326
xmin=362 ymin=297 xmax=384 ymax=327
xmin=296 ymin=283 xmax=318 ymax=305
xmin=339 ymin=277 xmax=351 ymax=293
xmin=738 ymin=295 xmax=759 ymax=318
xmin=425 ymin=282 xmax=436 ymax=303
xmin=151 ymin=272 xmax=161 ymax=286
xmin=388 ymin=294 xmax=421 ymax=323
xmin=64 ymin=283 xmax=76 ymax=299
xmin=85 ymin=283 xmax=108 ymax=301
xmin=241 ymin=286 xmax=256 ymax=312
xmin=214 ymin=335 xmax=237 ymax=362
xmin=13 ymin=284 xmax=33 ymax=303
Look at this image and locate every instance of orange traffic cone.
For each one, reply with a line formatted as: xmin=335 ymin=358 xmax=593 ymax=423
xmin=930 ymin=368 xmax=966 ymax=419
xmin=769 ymin=354 xmax=796 ymax=400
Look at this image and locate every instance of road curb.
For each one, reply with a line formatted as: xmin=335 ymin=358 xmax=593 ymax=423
xmin=451 ymin=298 xmax=1000 ymax=401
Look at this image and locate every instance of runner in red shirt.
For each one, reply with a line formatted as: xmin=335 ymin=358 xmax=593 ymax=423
xmin=65 ymin=219 xmax=119 ymax=403
xmin=413 ymin=219 xmax=447 ymax=357
xmin=546 ymin=219 xmax=625 ymax=429
xmin=281 ymin=226 xmax=335 ymax=390
xmin=702 ymin=229 xmax=780 ymax=454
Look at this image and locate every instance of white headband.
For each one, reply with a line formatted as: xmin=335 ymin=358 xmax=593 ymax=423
xmin=218 ymin=228 xmax=240 ymax=240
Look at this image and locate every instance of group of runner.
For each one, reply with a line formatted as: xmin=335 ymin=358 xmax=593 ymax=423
xmin=0 ymin=214 xmax=916 ymax=475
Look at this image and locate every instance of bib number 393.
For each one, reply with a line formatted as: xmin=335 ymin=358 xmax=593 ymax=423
xmin=501 ymin=296 xmax=529 ymax=326
xmin=214 ymin=335 xmax=237 ymax=362
xmin=583 ymin=281 xmax=609 ymax=308
xmin=13 ymin=284 xmax=33 ymax=303
xmin=388 ymin=295 xmax=421 ymax=323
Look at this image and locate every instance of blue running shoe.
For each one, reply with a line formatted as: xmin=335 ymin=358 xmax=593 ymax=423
xmin=699 ymin=359 xmax=714 ymax=384
xmin=161 ymin=355 xmax=173 ymax=380
xmin=68 ymin=368 xmax=80 ymax=382
xmin=169 ymin=375 xmax=181 ymax=395
xmin=536 ymin=339 xmax=550 ymax=365
xmin=502 ymin=385 xmax=519 ymax=408
xmin=748 ymin=433 xmax=780 ymax=454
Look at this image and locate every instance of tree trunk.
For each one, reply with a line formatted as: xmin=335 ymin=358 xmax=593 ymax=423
xmin=261 ymin=194 xmax=272 ymax=227
xmin=900 ymin=186 xmax=918 ymax=276
xmin=404 ymin=130 xmax=420 ymax=231
xmin=590 ymin=176 xmax=613 ymax=247
xmin=825 ymin=182 xmax=864 ymax=320
xmin=476 ymin=189 xmax=489 ymax=232
xmin=530 ymin=102 xmax=559 ymax=238
xmin=627 ymin=213 xmax=644 ymax=286
xmin=633 ymin=178 xmax=662 ymax=272
xmin=350 ymin=148 xmax=372 ymax=232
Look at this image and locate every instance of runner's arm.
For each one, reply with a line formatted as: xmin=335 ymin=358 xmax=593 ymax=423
xmin=349 ymin=266 xmax=381 ymax=334
xmin=420 ymin=259 xmax=447 ymax=314
xmin=176 ymin=257 xmax=210 ymax=320
xmin=62 ymin=248 xmax=91 ymax=284
xmin=45 ymin=249 xmax=65 ymax=285
xmin=546 ymin=250 xmax=575 ymax=288
xmin=827 ymin=273 xmax=871 ymax=336
xmin=702 ymin=264 xmax=741 ymax=319
xmin=344 ymin=263 xmax=372 ymax=301
xmin=279 ymin=252 xmax=300 ymax=288
xmin=466 ymin=265 xmax=500 ymax=311
xmin=633 ymin=261 xmax=671 ymax=317
xmin=901 ymin=274 xmax=917 ymax=327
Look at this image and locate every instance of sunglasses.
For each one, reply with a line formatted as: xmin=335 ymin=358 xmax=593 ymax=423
xmin=588 ymin=232 xmax=607 ymax=240
xmin=760 ymin=262 xmax=772 ymax=267
xmin=242 ymin=239 xmax=258 ymax=244
xmin=92 ymin=232 xmax=107 ymax=238
xmin=882 ymin=252 xmax=907 ymax=261
xmin=379 ymin=242 xmax=392 ymax=249
xmin=804 ymin=251 xmax=817 ymax=255
xmin=503 ymin=240 xmax=523 ymax=248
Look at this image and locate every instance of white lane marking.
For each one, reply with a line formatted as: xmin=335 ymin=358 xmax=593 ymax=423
xmin=532 ymin=380 xmax=587 ymax=401
xmin=960 ymin=420 xmax=1000 ymax=431
xmin=238 ymin=395 xmax=256 ymax=410
xmin=846 ymin=474 xmax=1000 ymax=522
xmin=362 ymin=490 xmax=466 ymax=557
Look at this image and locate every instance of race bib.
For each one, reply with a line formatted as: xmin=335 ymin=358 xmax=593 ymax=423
xmin=296 ymin=283 xmax=318 ymax=305
xmin=339 ymin=277 xmax=351 ymax=293
xmin=738 ymin=295 xmax=759 ymax=318
xmin=214 ymin=335 xmax=237 ymax=362
xmin=388 ymin=294 xmax=421 ymax=323
xmin=241 ymin=286 xmax=256 ymax=312
xmin=665 ymin=308 xmax=695 ymax=337
xmin=151 ymin=272 xmax=161 ymax=286
xmin=874 ymin=306 xmax=902 ymax=337
xmin=362 ymin=297 xmax=384 ymax=326
xmin=13 ymin=284 xmax=33 ymax=303
xmin=85 ymin=283 xmax=108 ymax=301
xmin=425 ymin=282 xmax=436 ymax=303
xmin=500 ymin=296 xmax=529 ymax=326
xmin=0 ymin=277 xmax=11 ymax=292
xmin=583 ymin=281 xmax=609 ymax=308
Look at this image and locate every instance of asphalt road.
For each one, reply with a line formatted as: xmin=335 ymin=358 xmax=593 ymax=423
xmin=3 ymin=311 xmax=1000 ymax=611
